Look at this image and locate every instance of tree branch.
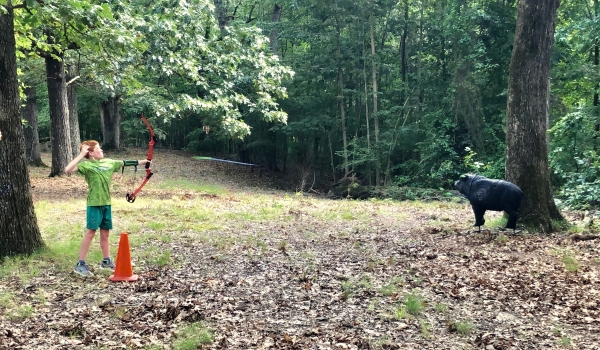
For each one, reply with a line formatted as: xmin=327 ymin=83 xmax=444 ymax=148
xmin=66 ymin=76 xmax=80 ymax=86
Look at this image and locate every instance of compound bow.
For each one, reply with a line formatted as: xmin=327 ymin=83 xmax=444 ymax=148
xmin=126 ymin=114 xmax=157 ymax=203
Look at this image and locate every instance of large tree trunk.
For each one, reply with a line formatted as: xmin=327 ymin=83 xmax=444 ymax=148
xmin=67 ymin=65 xmax=81 ymax=157
xmin=22 ymin=86 xmax=44 ymax=166
xmin=99 ymin=96 xmax=122 ymax=150
xmin=505 ymin=0 xmax=563 ymax=233
xmin=45 ymin=46 xmax=72 ymax=177
xmin=0 ymin=1 xmax=44 ymax=258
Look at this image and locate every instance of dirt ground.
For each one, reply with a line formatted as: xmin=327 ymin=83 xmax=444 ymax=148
xmin=2 ymin=148 xmax=600 ymax=350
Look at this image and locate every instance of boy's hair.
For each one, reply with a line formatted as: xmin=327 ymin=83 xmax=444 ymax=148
xmin=80 ymin=140 xmax=99 ymax=159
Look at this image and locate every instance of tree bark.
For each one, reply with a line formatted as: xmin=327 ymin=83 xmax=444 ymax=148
xmin=505 ymin=0 xmax=563 ymax=232
xmin=400 ymin=0 xmax=408 ymax=85
xmin=67 ymin=65 xmax=81 ymax=157
xmin=369 ymin=0 xmax=380 ymax=185
xmin=269 ymin=4 xmax=282 ymax=55
xmin=22 ymin=86 xmax=44 ymax=166
xmin=213 ymin=0 xmax=229 ymax=33
xmin=264 ymin=3 xmax=283 ymax=172
xmin=45 ymin=43 xmax=72 ymax=177
xmin=0 ymin=1 xmax=44 ymax=258
xmin=334 ymin=1 xmax=349 ymax=176
xmin=363 ymin=44 xmax=372 ymax=185
xmin=99 ymin=96 xmax=122 ymax=150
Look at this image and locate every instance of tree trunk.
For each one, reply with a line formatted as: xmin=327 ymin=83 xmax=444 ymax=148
xmin=269 ymin=4 xmax=282 ymax=55
xmin=22 ymin=86 xmax=44 ymax=166
xmin=0 ymin=1 xmax=44 ymax=258
xmin=45 ymin=45 xmax=72 ymax=177
xmin=264 ymin=3 xmax=283 ymax=172
xmin=99 ymin=96 xmax=122 ymax=150
xmin=505 ymin=0 xmax=563 ymax=233
xmin=369 ymin=0 xmax=380 ymax=185
xmin=594 ymin=44 xmax=599 ymax=137
xmin=213 ymin=0 xmax=229 ymax=33
xmin=400 ymin=0 xmax=408 ymax=85
xmin=335 ymin=2 xmax=349 ymax=176
xmin=67 ymin=65 xmax=81 ymax=157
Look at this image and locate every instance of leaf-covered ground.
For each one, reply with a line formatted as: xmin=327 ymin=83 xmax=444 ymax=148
xmin=1 ymin=149 xmax=599 ymax=349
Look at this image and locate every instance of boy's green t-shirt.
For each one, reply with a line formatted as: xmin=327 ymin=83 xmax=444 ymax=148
xmin=77 ymin=158 xmax=123 ymax=206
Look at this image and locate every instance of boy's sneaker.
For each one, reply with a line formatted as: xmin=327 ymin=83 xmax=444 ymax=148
xmin=74 ymin=262 xmax=94 ymax=277
xmin=100 ymin=258 xmax=115 ymax=270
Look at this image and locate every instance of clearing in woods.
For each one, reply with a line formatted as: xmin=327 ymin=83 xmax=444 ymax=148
xmin=1 ymin=148 xmax=598 ymax=349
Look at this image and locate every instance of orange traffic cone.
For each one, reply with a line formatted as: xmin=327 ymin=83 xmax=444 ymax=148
xmin=109 ymin=232 xmax=139 ymax=282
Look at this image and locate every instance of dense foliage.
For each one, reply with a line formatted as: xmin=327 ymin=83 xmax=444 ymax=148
xmin=10 ymin=0 xmax=600 ymax=208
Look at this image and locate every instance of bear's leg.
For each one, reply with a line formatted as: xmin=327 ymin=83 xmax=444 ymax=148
xmin=505 ymin=209 xmax=519 ymax=231
xmin=472 ymin=205 xmax=486 ymax=231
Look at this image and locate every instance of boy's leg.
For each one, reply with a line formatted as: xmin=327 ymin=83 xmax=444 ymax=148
xmin=74 ymin=206 xmax=100 ymax=277
xmin=99 ymin=229 xmax=110 ymax=258
xmin=78 ymin=229 xmax=97 ymax=261
xmin=99 ymin=206 xmax=115 ymax=269
xmin=99 ymin=206 xmax=113 ymax=259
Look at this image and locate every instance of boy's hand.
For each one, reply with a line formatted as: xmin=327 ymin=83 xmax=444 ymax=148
xmin=80 ymin=144 xmax=90 ymax=155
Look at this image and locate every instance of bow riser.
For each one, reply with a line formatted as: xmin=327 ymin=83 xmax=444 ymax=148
xmin=126 ymin=114 xmax=156 ymax=203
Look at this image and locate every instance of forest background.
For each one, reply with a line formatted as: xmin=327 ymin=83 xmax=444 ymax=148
xmin=12 ymin=0 xmax=600 ymax=210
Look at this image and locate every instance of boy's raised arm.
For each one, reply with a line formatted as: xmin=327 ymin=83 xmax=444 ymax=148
xmin=65 ymin=145 xmax=90 ymax=174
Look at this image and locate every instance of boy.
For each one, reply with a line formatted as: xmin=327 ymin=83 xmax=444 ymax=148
xmin=65 ymin=140 xmax=150 ymax=277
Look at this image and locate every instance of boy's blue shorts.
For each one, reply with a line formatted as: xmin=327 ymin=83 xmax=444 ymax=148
xmin=86 ymin=205 xmax=112 ymax=230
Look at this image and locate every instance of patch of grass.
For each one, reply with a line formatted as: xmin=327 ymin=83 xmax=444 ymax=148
xmin=552 ymin=326 xmax=562 ymax=336
xmin=0 ymin=292 xmax=34 ymax=321
xmin=404 ymin=292 xmax=425 ymax=315
xmin=300 ymin=252 xmax=315 ymax=260
xmin=156 ymin=250 xmax=172 ymax=267
xmin=455 ymin=321 xmax=474 ymax=335
xmin=147 ymin=221 xmax=166 ymax=231
xmin=394 ymin=306 xmax=406 ymax=320
xmin=157 ymin=179 xmax=226 ymax=195
xmin=278 ymin=240 xmax=288 ymax=252
xmin=566 ymin=225 xmax=584 ymax=234
xmin=559 ymin=336 xmax=571 ymax=347
xmin=340 ymin=280 xmax=356 ymax=300
xmin=14 ymin=304 xmax=33 ymax=320
xmin=244 ymin=235 xmax=268 ymax=252
xmin=170 ymin=206 xmax=216 ymax=223
xmin=553 ymin=219 xmax=572 ymax=232
xmin=435 ymin=303 xmax=448 ymax=314
xmin=487 ymin=215 xmax=508 ymax=229
xmin=380 ymin=283 xmax=398 ymax=297
xmin=0 ymin=246 xmax=76 ymax=280
xmin=496 ymin=234 xmax=508 ymax=244
xmin=341 ymin=211 xmax=355 ymax=220
xmin=358 ymin=274 xmax=373 ymax=289
xmin=212 ymin=236 xmax=235 ymax=251
xmin=562 ymin=254 xmax=580 ymax=272
xmin=173 ymin=322 xmax=214 ymax=349
xmin=419 ymin=319 xmax=431 ymax=339
xmin=0 ymin=291 xmax=14 ymax=309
